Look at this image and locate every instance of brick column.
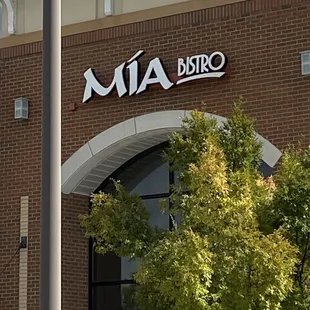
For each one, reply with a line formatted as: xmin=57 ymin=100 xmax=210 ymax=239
xmin=19 ymin=196 xmax=28 ymax=310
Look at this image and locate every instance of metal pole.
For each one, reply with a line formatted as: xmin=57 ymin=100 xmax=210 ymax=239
xmin=40 ymin=0 xmax=61 ymax=309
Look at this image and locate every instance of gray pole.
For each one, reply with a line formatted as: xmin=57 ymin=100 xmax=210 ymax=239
xmin=40 ymin=0 xmax=61 ymax=309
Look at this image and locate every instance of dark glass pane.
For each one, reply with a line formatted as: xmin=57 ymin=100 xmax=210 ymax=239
xmin=93 ymin=285 xmax=121 ymax=310
xmin=121 ymin=257 xmax=140 ymax=280
xmin=93 ymin=284 xmax=139 ymax=310
xmin=94 ymin=251 xmax=121 ymax=282
xmin=144 ymin=198 xmax=169 ymax=230
xmin=131 ymin=162 xmax=169 ymax=196
xmin=174 ymin=214 xmax=182 ymax=228
xmin=94 ymin=251 xmax=141 ymax=282
xmin=101 ymin=148 xmax=169 ymax=196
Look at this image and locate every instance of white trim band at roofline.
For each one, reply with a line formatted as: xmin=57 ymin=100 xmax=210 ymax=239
xmin=61 ymin=110 xmax=282 ymax=196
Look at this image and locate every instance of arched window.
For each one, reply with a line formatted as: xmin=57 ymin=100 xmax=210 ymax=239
xmin=89 ymin=143 xmax=273 ymax=310
xmin=90 ymin=143 xmax=173 ymax=310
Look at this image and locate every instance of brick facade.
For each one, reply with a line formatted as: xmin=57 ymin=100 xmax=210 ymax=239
xmin=0 ymin=0 xmax=309 ymax=309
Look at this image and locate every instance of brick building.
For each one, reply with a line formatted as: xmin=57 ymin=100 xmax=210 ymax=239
xmin=0 ymin=0 xmax=309 ymax=309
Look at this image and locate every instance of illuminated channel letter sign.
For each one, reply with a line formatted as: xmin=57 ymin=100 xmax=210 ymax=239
xmin=82 ymin=50 xmax=228 ymax=103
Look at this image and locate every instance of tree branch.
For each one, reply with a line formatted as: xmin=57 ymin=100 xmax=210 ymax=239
xmin=298 ymin=233 xmax=310 ymax=288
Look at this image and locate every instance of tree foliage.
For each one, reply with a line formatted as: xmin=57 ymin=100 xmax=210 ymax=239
xmin=80 ymin=100 xmax=308 ymax=310
xmin=261 ymin=147 xmax=310 ymax=309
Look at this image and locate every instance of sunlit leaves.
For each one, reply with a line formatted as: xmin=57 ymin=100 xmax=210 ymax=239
xmin=219 ymin=100 xmax=262 ymax=172
xmin=79 ymin=180 xmax=156 ymax=258
xmin=135 ymin=230 xmax=214 ymax=310
xmin=269 ymin=147 xmax=310 ymax=309
xmin=79 ymin=101 xmax=303 ymax=310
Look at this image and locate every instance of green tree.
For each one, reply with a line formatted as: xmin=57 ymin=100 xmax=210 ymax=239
xmin=80 ymin=101 xmax=299 ymax=310
xmin=260 ymin=147 xmax=310 ymax=309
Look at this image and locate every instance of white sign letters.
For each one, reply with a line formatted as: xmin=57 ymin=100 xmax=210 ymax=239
xmin=82 ymin=50 xmax=228 ymax=103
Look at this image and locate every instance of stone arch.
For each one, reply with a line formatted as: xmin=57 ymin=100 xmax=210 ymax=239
xmin=61 ymin=110 xmax=281 ymax=195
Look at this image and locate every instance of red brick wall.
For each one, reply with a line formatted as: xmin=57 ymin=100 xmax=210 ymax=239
xmin=62 ymin=194 xmax=89 ymax=310
xmin=0 ymin=0 xmax=310 ymax=309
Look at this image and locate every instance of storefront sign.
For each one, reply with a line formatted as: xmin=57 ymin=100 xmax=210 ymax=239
xmin=83 ymin=50 xmax=228 ymax=103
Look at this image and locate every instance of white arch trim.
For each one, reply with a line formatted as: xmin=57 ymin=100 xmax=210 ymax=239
xmin=2 ymin=0 xmax=15 ymax=34
xmin=61 ymin=110 xmax=282 ymax=196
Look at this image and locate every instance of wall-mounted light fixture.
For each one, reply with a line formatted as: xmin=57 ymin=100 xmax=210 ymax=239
xmin=300 ymin=51 xmax=310 ymax=76
xmin=14 ymin=97 xmax=29 ymax=120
